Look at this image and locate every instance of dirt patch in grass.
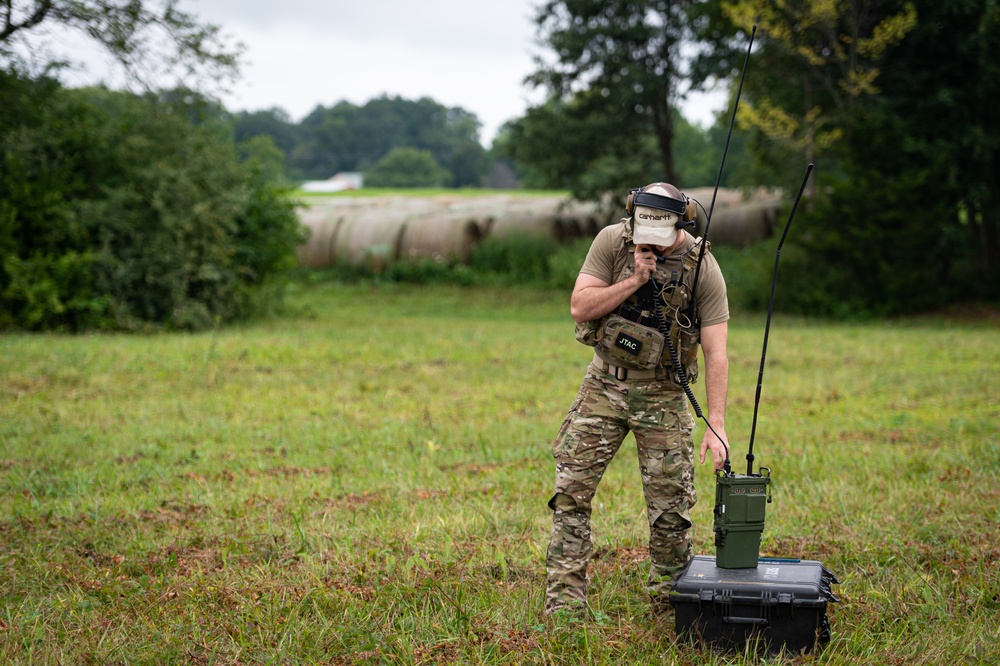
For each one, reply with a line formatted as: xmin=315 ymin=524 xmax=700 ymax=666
xmin=138 ymin=500 xmax=210 ymax=526
xmin=313 ymin=491 xmax=381 ymax=515
xmin=593 ymin=545 xmax=649 ymax=565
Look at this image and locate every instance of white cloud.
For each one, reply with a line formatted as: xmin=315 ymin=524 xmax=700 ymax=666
xmin=193 ymin=0 xmax=538 ymax=56
xmin=40 ymin=0 xmax=723 ymax=145
xmin=219 ymin=18 xmax=541 ymax=143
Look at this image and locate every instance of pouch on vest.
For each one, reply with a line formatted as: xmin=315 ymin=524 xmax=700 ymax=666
xmin=574 ymin=319 xmax=601 ymax=347
xmin=597 ymin=315 xmax=665 ymax=370
xmin=670 ymin=323 xmax=701 ymax=385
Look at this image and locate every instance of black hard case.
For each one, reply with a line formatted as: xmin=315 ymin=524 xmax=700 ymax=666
xmin=669 ymin=555 xmax=839 ymax=655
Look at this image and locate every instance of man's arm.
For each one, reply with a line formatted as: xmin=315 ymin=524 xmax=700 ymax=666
xmin=570 ymin=246 xmax=658 ymax=324
xmin=698 ymin=321 xmax=730 ymax=471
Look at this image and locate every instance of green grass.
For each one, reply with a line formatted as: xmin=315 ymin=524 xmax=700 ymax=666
xmin=1 ymin=282 xmax=998 ymax=664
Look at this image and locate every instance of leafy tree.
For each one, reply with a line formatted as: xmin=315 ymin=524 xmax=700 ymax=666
xmin=364 ymin=147 xmax=451 ymax=188
xmin=496 ymin=97 xmax=747 ymax=202
xmin=0 ymin=2 xmax=305 ymax=332
xmin=239 ymin=134 xmax=290 ymax=186
xmin=722 ymin=0 xmax=917 ymax=175
xmin=233 ymin=108 xmax=301 ymax=161
xmin=449 ymin=141 xmax=490 ymax=188
xmin=497 ymin=96 xmax=644 ymax=196
xmin=768 ymin=0 xmax=999 ymax=315
xmin=673 ymin=111 xmax=746 ymax=188
xmin=0 ymin=0 xmax=242 ymax=87
xmin=505 ymin=0 xmax=740 ymax=202
xmin=0 ymin=73 xmax=302 ymax=331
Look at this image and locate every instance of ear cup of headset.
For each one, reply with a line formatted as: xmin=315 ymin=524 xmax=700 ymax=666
xmin=672 ymin=195 xmax=698 ymax=230
xmin=673 ymin=197 xmax=695 ymax=229
xmin=626 ymin=189 xmax=639 ymax=215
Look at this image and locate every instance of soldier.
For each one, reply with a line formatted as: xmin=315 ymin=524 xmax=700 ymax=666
xmin=544 ymin=182 xmax=731 ymax=617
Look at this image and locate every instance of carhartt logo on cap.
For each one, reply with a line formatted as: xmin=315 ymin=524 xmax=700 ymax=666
xmin=637 ymin=210 xmax=673 ymax=222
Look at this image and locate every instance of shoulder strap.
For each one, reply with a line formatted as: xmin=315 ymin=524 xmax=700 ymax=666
xmin=681 ymin=237 xmax=710 ymax=272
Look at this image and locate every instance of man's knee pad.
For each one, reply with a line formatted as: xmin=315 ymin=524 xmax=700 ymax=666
xmin=548 ymin=492 xmax=583 ymax=513
xmin=651 ymin=508 xmax=692 ymax=532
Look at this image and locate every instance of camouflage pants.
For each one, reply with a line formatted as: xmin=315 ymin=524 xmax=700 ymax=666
xmin=544 ymin=361 xmax=696 ymax=614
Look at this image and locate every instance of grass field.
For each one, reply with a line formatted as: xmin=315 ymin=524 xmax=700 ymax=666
xmin=1 ymin=282 xmax=998 ymax=664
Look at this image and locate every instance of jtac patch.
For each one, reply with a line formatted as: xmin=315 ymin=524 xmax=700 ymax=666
xmin=614 ymin=332 xmax=642 ymax=356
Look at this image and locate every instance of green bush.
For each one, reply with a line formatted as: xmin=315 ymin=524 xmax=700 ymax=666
xmin=468 ymin=231 xmax=594 ymax=288
xmin=469 ymin=232 xmax=556 ymax=283
xmin=711 ymin=240 xmax=784 ymax=314
xmin=364 ymin=147 xmax=451 ymax=188
xmin=0 ymin=72 xmax=303 ymax=331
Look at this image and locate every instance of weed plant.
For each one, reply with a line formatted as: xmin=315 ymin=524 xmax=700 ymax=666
xmin=1 ymin=282 xmax=998 ymax=664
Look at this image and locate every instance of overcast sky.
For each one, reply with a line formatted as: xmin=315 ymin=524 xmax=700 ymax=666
xmin=52 ymin=0 xmax=725 ymax=145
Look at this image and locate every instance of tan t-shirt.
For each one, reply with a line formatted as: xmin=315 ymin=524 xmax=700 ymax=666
xmin=579 ymin=220 xmax=730 ymax=327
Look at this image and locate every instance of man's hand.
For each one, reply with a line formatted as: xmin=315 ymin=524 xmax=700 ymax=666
xmin=700 ymin=427 xmax=730 ymax=472
xmin=633 ymin=245 xmax=658 ymax=283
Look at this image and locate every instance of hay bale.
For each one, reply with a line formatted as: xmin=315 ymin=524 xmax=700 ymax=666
xmin=296 ymin=206 xmax=345 ymax=269
xmin=490 ymin=211 xmax=567 ymax=244
xmin=332 ymin=212 xmax=408 ymax=268
xmin=398 ymin=213 xmax=484 ymax=264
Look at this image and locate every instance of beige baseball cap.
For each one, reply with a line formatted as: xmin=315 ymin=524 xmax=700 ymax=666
xmin=632 ymin=183 xmax=679 ymax=247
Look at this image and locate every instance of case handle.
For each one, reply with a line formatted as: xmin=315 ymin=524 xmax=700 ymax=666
xmin=722 ymin=616 xmax=770 ymax=626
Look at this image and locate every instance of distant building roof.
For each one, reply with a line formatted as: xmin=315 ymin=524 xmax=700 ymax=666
xmin=301 ymin=172 xmax=364 ymax=192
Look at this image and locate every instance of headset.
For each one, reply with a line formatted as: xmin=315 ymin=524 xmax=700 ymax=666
xmin=626 ymin=184 xmax=698 ymax=229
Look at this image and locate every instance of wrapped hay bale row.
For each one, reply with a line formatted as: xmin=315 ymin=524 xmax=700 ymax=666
xmin=294 ymin=192 xmax=772 ymax=269
xmin=297 ymin=205 xmax=487 ymax=268
xmin=554 ymin=199 xmax=613 ymax=238
xmin=474 ymin=197 xmax=611 ymax=245
xmin=681 ymin=188 xmax=783 ymax=246
xmin=489 ymin=212 xmax=572 ymax=245
xmin=296 ymin=198 xmax=609 ymax=269
xmin=685 ymin=187 xmax=745 ymax=212
xmin=333 ymin=211 xmax=409 ymax=269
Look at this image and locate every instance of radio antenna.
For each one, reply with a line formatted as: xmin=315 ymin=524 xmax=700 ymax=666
xmin=689 ymin=25 xmax=756 ymax=312
xmin=745 ymin=163 xmax=814 ymax=475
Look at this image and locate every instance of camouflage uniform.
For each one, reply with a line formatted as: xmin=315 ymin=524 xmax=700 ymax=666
xmin=544 ymin=360 xmax=696 ymax=614
xmin=544 ymin=221 xmax=728 ymax=616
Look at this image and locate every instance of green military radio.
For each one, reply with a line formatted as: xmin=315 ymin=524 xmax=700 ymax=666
xmin=713 ymin=466 xmax=771 ymax=568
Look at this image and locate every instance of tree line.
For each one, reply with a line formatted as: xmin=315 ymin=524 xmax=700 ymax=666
xmin=1 ymin=0 xmax=996 ymax=331
xmin=227 ymin=0 xmax=1000 ymax=315
xmin=230 ymin=95 xmax=739 ymax=191
xmin=232 ymin=97 xmax=493 ymax=187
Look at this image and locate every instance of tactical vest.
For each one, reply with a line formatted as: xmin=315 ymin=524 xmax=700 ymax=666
xmin=577 ymin=231 xmax=709 ymax=387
